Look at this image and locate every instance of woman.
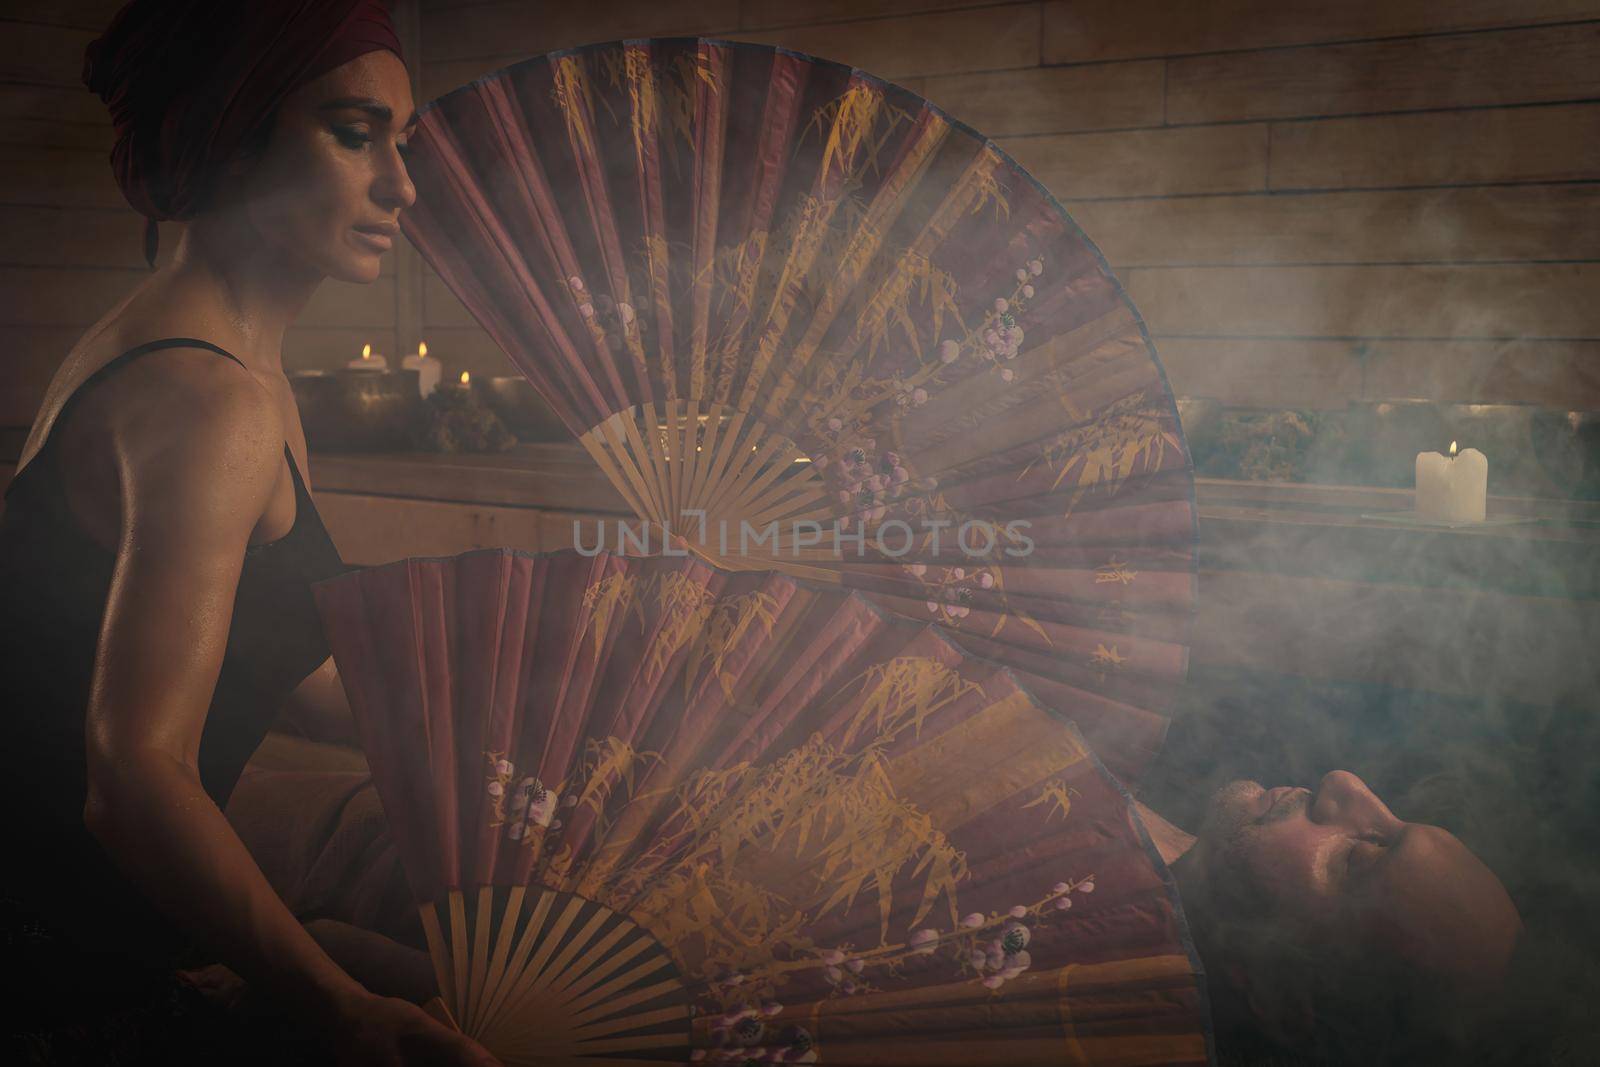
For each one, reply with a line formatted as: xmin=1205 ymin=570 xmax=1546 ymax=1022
xmin=0 ymin=2 xmax=497 ymax=1063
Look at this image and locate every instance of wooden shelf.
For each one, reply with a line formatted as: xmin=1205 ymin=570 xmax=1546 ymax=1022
xmin=10 ymin=442 xmax=1595 ymax=600
xmin=6 ymin=443 xmax=1594 ymax=705
xmin=288 ymin=447 xmax=1599 ymax=590
xmin=1193 ymin=478 xmax=1600 ymax=601
xmin=307 ymin=443 xmax=633 ymax=515
xmin=305 ymin=445 xmax=1600 ymax=526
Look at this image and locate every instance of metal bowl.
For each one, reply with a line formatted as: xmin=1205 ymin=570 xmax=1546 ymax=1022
xmin=291 ymin=368 xmax=421 ymax=452
xmin=1342 ymin=399 xmax=1447 ymax=487
xmin=1174 ymin=396 xmax=1224 ymax=469
xmin=473 ymin=376 xmax=569 ymax=442
xmin=1531 ymin=409 xmax=1600 ymax=500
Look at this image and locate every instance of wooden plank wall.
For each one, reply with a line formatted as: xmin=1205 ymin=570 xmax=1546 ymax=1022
xmin=414 ymin=0 xmax=1600 ymax=411
xmin=0 ymin=0 xmax=415 ymax=428
xmin=10 ymin=3 xmax=1593 ymax=424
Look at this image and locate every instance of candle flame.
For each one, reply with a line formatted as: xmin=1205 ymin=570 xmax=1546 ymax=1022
xmin=460 ymin=371 xmax=470 ymax=385
xmin=361 ymin=343 xmax=372 ymax=359
xmin=1449 ymin=440 xmax=1458 ymax=457
xmin=418 ymin=341 xmax=428 ymax=358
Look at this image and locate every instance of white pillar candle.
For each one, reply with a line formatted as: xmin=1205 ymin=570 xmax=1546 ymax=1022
xmin=346 ymin=343 xmax=388 ymax=372
xmin=1415 ymin=442 xmax=1488 ymax=523
xmin=401 ymin=340 xmax=443 ymax=397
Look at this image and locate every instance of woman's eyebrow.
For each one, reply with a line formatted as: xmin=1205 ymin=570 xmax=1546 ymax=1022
xmin=318 ymin=96 xmax=419 ymax=129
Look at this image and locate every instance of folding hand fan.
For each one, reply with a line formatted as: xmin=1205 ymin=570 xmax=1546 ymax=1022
xmin=398 ymin=39 xmax=1196 ymax=787
xmin=312 ymin=548 xmax=1209 ymax=1066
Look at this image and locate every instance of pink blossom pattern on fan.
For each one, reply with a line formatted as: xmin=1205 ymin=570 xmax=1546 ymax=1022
xmin=812 ymin=258 xmax=1047 ymax=532
xmin=397 ymin=38 xmax=1201 ymax=797
xmin=484 ymin=753 xmax=563 ymax=841
xmin=313 ymin=548 xmax=1208 ymax=1064
xmin=798 ymin=873 xmax=1098 ymax=1002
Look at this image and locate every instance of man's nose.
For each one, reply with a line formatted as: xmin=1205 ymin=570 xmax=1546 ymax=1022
xmin=1310 ymin=769 xmax=1399 ymax=831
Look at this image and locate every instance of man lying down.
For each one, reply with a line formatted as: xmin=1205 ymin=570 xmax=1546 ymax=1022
xmin=1138 ymin=772 xmax=1526 ymax=1063
xmin=222 ymin=724 xmax=1531 ymax=1066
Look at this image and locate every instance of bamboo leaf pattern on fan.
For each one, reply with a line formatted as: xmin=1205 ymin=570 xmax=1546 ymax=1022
xmin=559 ymin=656 xmax=986 ymax=1006
xmin=1095 ymin=557 xmax=1139 ymax=585
xmin=1026 ymin=391 xmax=1182 ymax=515
xmin=839 ymin=655 xmax=983 ymax=750
xmin=594 ymin=45 xmax=718 ymax=174
xmin=614 ymin=574 xmax=783 ymax=697
xmin=684 ymin=590 xmax=782 ymax=700
xmin=567 ymin=735 xmax=661 ymax=823
xmin=643 ymin=571 xmax=718 ymax=681
xmin=805 ymin=83 xmax=906 ymax=182
xmin=580 ymin=572 xmax=643 ymax=662
xmin=350 ymin=34 xmax=1210 ymax=1048
xmin=1021 ymin=780 xmax=1079 ymax=823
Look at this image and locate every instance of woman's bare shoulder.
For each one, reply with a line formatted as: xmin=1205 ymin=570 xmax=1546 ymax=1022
xmin=98 ymin=336 xmax=282 ymax=471
xmin=22 ymin=319 xmax=276 ymax=476
xmin=107 ymin=350 xmax=285 ymax=555
xmin=58 ymin=320 xmax=274 ymax=434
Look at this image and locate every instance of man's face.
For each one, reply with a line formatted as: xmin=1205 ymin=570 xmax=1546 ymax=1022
xmin=1189 ymin=770 xmax=1521 ymax=983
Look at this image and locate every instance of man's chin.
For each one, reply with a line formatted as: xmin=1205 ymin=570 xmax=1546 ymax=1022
xmin=1198 ymin=778 xmax=1262 ymax=842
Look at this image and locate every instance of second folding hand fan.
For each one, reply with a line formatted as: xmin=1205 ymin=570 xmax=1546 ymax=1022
xmin=398 ymin=39 xmax=1196 ymax=786
xmin=312 ymin=548 xmax=1209 ymax=1065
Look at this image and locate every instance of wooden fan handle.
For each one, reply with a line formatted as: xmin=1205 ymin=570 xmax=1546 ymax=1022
xmin=423 ymin=995 xmax=461 ymax=1031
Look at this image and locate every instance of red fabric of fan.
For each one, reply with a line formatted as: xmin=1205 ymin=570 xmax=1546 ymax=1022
xmin=398 ymin=39 xmax=1196 ymax=788
xmin=312 ymin=549 xmax=1209 ymax=1065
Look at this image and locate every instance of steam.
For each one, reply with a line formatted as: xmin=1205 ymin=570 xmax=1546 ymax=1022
xmin=1107 ymin=163 xmax=1600 ymax=1060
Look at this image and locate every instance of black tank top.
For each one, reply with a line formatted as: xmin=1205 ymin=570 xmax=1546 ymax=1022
xmin=0 ymin=337 xmax=351 ymax=1002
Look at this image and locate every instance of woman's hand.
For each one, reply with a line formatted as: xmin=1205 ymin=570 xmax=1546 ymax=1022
xmin=178 ymin=956 xmax=502 ymax=1065
xmin=332 ymin=992 xmax=503 ymax=1067
xmin=303 ymin=918 xmax=439 ymax=1004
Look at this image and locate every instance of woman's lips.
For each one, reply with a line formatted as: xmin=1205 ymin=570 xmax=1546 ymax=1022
xmin=353 ymin=228 xmax=393 ymax=251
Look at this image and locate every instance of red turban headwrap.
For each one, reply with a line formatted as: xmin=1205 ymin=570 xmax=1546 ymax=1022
xmin=82 ymin=0 xmax=405 ymax=268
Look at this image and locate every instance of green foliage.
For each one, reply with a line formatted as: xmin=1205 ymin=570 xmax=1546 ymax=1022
xmin=410 ymin=384 xmax=517 ymax=454
xmin=1199 ymin=409 xmax=1354 ymax=483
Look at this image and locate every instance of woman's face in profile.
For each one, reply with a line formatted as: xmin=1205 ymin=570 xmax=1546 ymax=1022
xmin=239 ymin=50 xmax=416 ymax=283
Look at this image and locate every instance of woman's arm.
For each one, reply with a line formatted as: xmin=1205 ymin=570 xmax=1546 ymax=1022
xmin=278 ymin=654 xmax=360 ymax=747
xmin=82 ymin=351 xmax=495 ymax=1065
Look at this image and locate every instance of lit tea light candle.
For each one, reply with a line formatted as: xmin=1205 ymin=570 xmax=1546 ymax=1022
xmin=401 ymin=340 xmax=442 ymax=397
xmin=1415 ymin=440 xmax=1488 ymax=523
xmin=459 ymin=371 xmax=470 ymax=387
xmin=346 ymin=343 xmax=388 ymax=372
